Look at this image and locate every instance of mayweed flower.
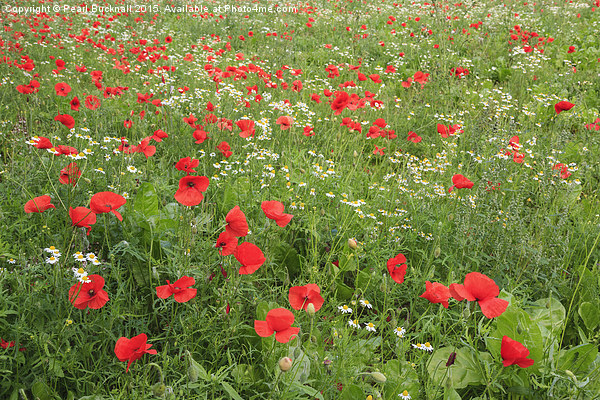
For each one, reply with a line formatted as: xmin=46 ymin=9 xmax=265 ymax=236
xmin=338 ymin=305 xmax=353 ymax=314
xmin=412 ymin=342 xmax=434 ymax=352
xmin=348 ymin=319 xmax=360 ymax=328
xmin=73 ymin=252 xmax=86 ymax=262
xmin=394 ymin=327 xmax=406 ymax=338
xmin=360 ymin=299 xmax=373 ymax=309
xmin=398 ymin=390 xmax=411 ymax=399
xmin=364 ymin=322 xmax=376 ymax=332
xmin=45 ymin=256 xmax=59 ymax=264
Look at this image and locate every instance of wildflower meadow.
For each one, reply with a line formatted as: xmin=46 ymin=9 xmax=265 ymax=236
xmin=1 ymin=0 xmax=600 ymax=398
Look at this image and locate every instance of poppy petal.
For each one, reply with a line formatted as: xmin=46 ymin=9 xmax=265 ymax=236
xmin=477 ymin=297 xmax=509 ymax=318
xmin=254 ymin=320 xmax=274 ymax=337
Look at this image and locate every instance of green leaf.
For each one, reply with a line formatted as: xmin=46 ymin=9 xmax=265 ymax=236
xmin=488 ymin=305 xmax=544 ymax=372
xmin=289 ymin=382 xmax=324 ymax=399
xmin=31 ymin=381 xmax=55 ymax=400
xmin=382 ymin=359 xmax=420 ymax=400
xmin=527 ymin=297 xmax=565 ymax=340
xmin=134 ymin=182 xmax=159 ymax=218
xmin=340 ymin=384 xmax=363 ymax=399
xmin=557 ymin=344 xmax=598 ymax=375
xmin=578 ymin=302 xmax=599 ymax=331
xmin=427 ymin=347 xmax=490 ymax=389
xmin=220 ymin=381 xmax=244 ymax=400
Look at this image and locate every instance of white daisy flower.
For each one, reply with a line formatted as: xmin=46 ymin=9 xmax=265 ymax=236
xmin=394 ymin=327 xmax=406 ymax=338
xmin=360 ymin=299 xmax=373 ymax=309
xmin=348 ymin=319 xmax=360 ymax=329
xmin=364 ymin=322 xmax=376 ymax=332
xmin=45 ymin=256 xmax=59 ymax=264
xmin=398 ymin=390 xmax=411 ymax=399
xmin=338 ymin=305 xmax=352 ymax=314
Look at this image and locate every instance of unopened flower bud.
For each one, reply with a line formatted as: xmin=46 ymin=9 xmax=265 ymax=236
xmin=279 ymin=357 xmax=293 ymax=372
xmin=353 ymin=150 xmax=359 ymax=157
xmin=306 ymin=303 xmax=316 ymax=316
xmin=434 ymin=246 xmax=441 ymax=258
xmin=371 ymin=371 xmax=387 ymax=383
xmin=348 ymin=238 xmax=358 ymax=250
xmin=151 ymin=383 xmax=166 ymax=397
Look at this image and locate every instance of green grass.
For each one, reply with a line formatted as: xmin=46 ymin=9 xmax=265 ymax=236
xmin=1 ymin=0 xmax=600 ymax=398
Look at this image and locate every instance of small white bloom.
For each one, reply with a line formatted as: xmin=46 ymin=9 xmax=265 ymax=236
xmin=364 ymin=322 xmax=376 ymax=332
xmin=338 ymin=305 xmax=352 ymax=314
xmin=398 ymin=390 xmax=411 ymax=399
xmin=394 ymin=327 xmax=406 ymax=338
xmin=348 ymin=319 xmax=360 ymax=328
xmin=360 ymin=299 xmax=373 ymax=309
xmin=45 ymin=256 xmax=59 ymax=264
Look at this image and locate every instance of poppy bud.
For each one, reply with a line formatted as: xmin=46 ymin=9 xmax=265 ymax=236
xmin=448 ymin=214 xmax=454 ymax=221
xmin=151 ymin=383 xmax=166 ymax=397
xmin=348 ymin=238 xmax=358 ymax=250
xmin=371 ymin=371 xmax=387 ymax=383
xmin=279 ymin=357 xmax=293 ymax=372
xmin=434 ymin=247 xmax=441 ymax=258
xmin=83 ymin=177 xmax=91 ymax=184
xmin=565 ymin=370 xmax=576 ymax=381
xmin=152 ymin=267 xmax=160 ymax=281
xmin=306 ymin=303 xmax=316 ymax=316
xmin=320 ymin=208 xmax=325 ymax=216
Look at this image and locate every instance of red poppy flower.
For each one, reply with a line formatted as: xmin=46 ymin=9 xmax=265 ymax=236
xmin=156 ymin=276 xmax=197 ymax=303
xmin=131 ymin=137 xmax=156 ymax=158
xmin=215 ymin=231 xmax=238 ymax=256
xmin=175 ymin=157 xmax=199 ymax=175
xmin=217 ymin=141 xmax=232 ymax=158
xmin=234 ymin=242 xmax=265 ymax=274
xmin=151 ymin=129 xmax=168 ymax=142
xmin=32 ymin=136 xmax=53 ymax=149
xmin=420 ymin=281 xmax=451 ymax=308
xmin=276 ymin=116 xmax=294 ymax=130
xmin=55 ymin=145 xmax=79 ymax=157
xmin=289 ymin=284 xmax=324 ymax=311
xmin=552 ymin=163 xmax=571 ymax=179
xmin=68 ymin=274 xmax=109 ymax=309
xmin=0 ymin=338 xmax=15 ymax=349
xmin=449 ymin=272 xmax=509 ymax=318
xmin=33 ymin=136 xmax=53 ymax=149
xmin=225 ymin=206 xmax=248 ymax=237
xmin=236 ymin=119 xmax=255 ymax=138
xmin=123 ymin=119 xmax=133 ymax=129
xmin=311 ymin=93 xmax=321 ymax=103
xmin=369 ymin=74 xmax=382 ymax=83
xmin=303 ymin=126 xmax=315 ymax=137
xmin=567 ymin=45 xmax=575 ymax=54
xmin=261 ymin=201 xmax=293 ymax=227
xmin=554 ymin=101 xmax=575 ymax=114
xmin=59 ymin=162 xmax=81 ymax=185
xmin=174 ymin=175 xmax=209 ymax=207
xmin=331 ymin=91 xmax=350 ymax=115
xmin=373 ymin=145 xmax=386 ymax=156
xmin=70 ymin=96 xmax=80 ymax=111
xmin=387 ymin=253 xmax=407 ymax=284
xmin=448 ymin=174 xmax=474 ymax=193
xmin=501 ymin=336 xmax=534 ymax=368
xmin=69 ymin=207 xmax=97 ymax=235
xmin=55 ymin=113 xmax=75 ymax=129
xmin=114 ymin=333 xmax=157 ymax=373
xmin=291 ymin=80 xmax=303 ymax=92
xmin=407 ymin=131 xmax=422 ymax=143
xmin=90 ymin=191 xmax=126 ymax=221
xmin=254 ymin=308 xmax=300 ymax=343
xmin=193 ymin=129 xmax=210 ymax=144
xmin=24 ymin=195 xmax=56 ymax=213
xmin=55 ymin=82 xmax=71 ymax=96
xmin=85 ymin=95 xmax=101 ymax=110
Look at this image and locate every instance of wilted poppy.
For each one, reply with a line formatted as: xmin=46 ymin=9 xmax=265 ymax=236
xmin=261 ymin=201 xmax=293 ymax=227
xmin=501 ymin=336 xmax=534 ymax=368
xmin=114 ymin=333 xmax=157 ymax=373
xmin=156 ymin=276 xmax=197 ymax=303
xmin=90 ymin=191 xmax=126 ymax=221
xmin=68 ymin=274 xmax=109 ymax=310
xmin=234 ymin=242 xmax=265 ymax=274
xmin=174 ymin=175 xmax=209 ymax=207
xmin=420 ymin=281 xmax=451 ymax=308
xmin=24 ymin=195 xmax=55 ymax=213
xmin=225 ymin=206 xmax=248 ymax=237
xmin=69 ymin=207 xmax=97 ymax=235
xmin=289 ymin=284 xmax=324 ymax=311
xmin=85 ymin=95 xmax=101 ymax=110
xmin=449 ymin=272 xmax=508 ymax=318
xmin=387 ymin=253 xmax=407 ymax=284
xmin=448 ymin=174 xmax=474 ymax=193
xmin=254 ymin=308 xmax=300 ymax=343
